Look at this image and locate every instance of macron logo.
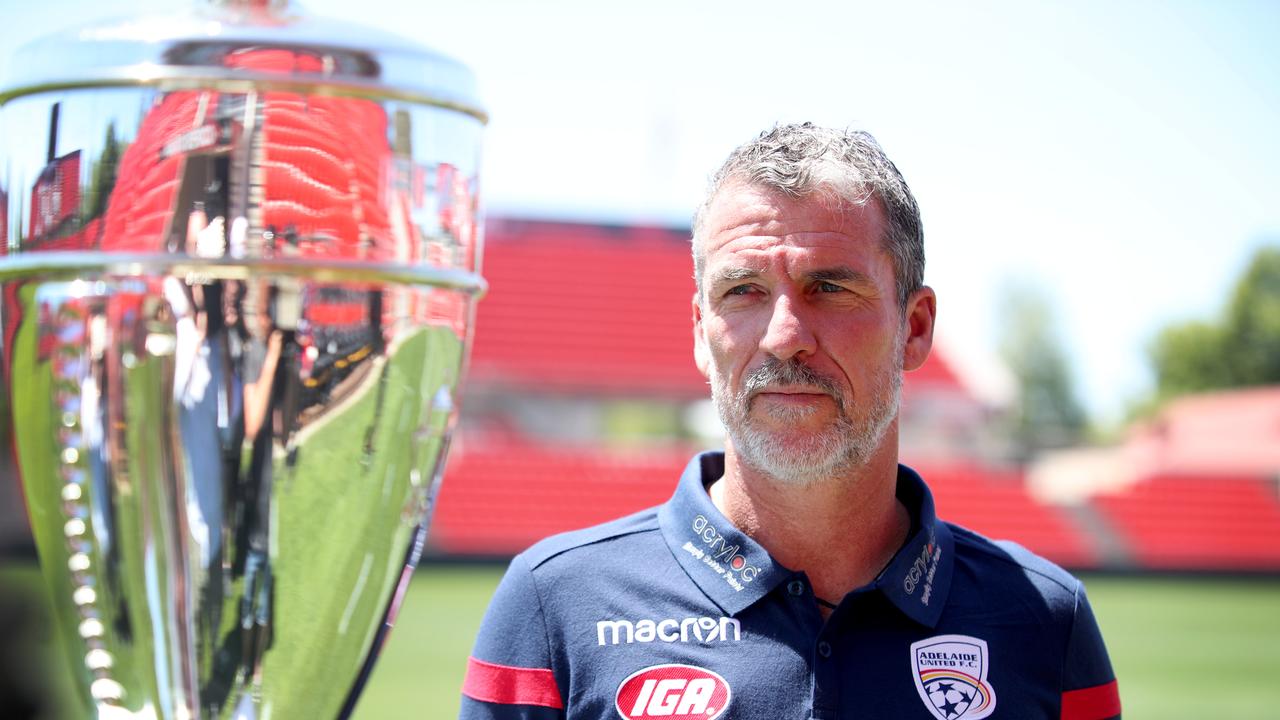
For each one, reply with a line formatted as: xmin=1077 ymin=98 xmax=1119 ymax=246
xmin=596 ymin=617 xmax=741 ymax=646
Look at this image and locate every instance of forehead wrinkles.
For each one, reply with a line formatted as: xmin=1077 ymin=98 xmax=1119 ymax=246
xmin=704 ymin=224 xmax=874 ymax=284
xmin=709 ymin=229 xmax=861 ymax=258
xmin=703 ymin=191 xmax=880 ymax=254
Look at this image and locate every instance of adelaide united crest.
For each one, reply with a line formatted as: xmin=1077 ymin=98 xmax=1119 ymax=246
xmin=910 ymin=635 xmax=997 ymax=720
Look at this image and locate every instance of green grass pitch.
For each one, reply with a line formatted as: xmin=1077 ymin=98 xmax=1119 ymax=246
xmin=352 ymin=567 xmax=1280 ymax=719
xmin=4 ymin=564 xmax=1279 ymax=718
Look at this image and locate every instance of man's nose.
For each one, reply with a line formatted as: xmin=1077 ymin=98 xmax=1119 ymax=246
xmin=760 ymin=294 xmax=816 ymax=361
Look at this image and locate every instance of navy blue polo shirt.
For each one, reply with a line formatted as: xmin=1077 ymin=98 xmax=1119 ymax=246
xmin=461 ymin=452 xmax=1120 ymax=720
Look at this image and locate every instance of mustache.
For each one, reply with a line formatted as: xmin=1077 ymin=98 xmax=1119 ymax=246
xmin=742 ymin=357 xmax=843 ymax=404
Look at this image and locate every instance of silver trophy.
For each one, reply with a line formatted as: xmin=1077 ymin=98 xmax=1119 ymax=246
xmin=0 ymin=1 xmax=486 ymax=717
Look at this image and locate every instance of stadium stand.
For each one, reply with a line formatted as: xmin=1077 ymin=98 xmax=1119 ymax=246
xmin=1092 ymin=473 xmax=1280 ymax=570
xmin=913 ymin=462 xmax=1101 ymax=568
xmin=427 ymin=218 xmax=1280 ymax=572
xmin=430 ymin=444 xmax=1105 ymax=567
xmin=430 ymin=436 xmax=692 ymax=556
xmin=466 ymin=218 xmax=708 ymax=396
xmin=100 ymin=91 xmax=203 ymax=250
xmin=9 ymin=80 xmax=1279 ymax=573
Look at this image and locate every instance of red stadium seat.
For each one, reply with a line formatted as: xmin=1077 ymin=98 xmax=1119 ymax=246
xmin=1093 ymin=474 xmax=1280 ymax=570
xmin=429 ymin=438 xmax=692 ymax=556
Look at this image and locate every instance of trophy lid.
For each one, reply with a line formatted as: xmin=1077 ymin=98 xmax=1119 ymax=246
xmin=0 ymin=0 xmax=487 ymax=122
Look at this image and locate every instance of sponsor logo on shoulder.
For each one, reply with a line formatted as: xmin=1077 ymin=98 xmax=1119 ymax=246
xmin=615 ymin=663 xmax=731 ymax=720
xmin=684 ymin=515 xmax=762 ymax=592
xmin=596 ymin=616 xmax=741 ymax=646
xmin=910 ymin=634 xmax=997 ymax=720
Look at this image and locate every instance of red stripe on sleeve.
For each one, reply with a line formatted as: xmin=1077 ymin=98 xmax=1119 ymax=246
xmin=462 ymin=656 xmax=564 ymax=709
xmin=1062 ymin=679 xmax=1121 ymax=720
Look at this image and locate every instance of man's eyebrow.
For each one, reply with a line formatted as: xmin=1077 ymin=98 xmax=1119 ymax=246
xmin=708 ymin=266 xmax=877 ymax=288
xmin=708 ymin=267 xmax=761 ymax=286
xmin=807 ymin=267 xmax=876 ymax=286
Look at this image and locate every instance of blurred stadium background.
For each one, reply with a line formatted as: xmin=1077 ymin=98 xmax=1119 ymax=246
xmin=3 ymin=214 xmax=1279 ymax=717
xmin=3 ymin=0 xmax=1280 ymax=718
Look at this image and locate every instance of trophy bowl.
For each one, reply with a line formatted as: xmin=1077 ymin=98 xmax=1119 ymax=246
xmin=0 ymin=1 xmax=486 ymax=717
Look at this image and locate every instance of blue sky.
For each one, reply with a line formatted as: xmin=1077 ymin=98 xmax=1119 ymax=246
xmin=3 ymin=0 xmax=1278 ymax=422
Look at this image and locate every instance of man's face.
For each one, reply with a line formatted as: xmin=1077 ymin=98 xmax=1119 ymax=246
xmin=693 ymin=183 xmax=931 ymax=483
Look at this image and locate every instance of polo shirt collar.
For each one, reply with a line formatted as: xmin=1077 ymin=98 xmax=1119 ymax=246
xmin=873 ymin=464 xmax=954 ymax=628
xmin=659 ymin=452 xmax=954 ymax=626
xmin=658 ymin=452 xmax=792 ymax=616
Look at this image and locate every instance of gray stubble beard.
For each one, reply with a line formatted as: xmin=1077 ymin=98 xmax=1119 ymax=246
xmin=711 ymin=351 xmax=902 ymax=486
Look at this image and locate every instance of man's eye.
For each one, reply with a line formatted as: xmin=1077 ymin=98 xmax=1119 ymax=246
xmin=816 ymin=282 xmax=843 ymax=293
xmin=725 ymin=285 xmax=754 ymax=296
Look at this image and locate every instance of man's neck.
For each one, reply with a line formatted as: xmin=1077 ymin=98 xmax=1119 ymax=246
xmin=709 ymin=436 xmax=910 ymax=615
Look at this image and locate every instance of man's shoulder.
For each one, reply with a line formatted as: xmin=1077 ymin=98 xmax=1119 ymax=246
xmin=946 ymin=521 xmax=1082 ymax=610
xmin=518 ymin=504 xmax=665 ymax=572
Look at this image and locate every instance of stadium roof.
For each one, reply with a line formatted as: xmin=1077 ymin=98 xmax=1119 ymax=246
xmin=1125 ymin=385 xmax=1280 ymax=477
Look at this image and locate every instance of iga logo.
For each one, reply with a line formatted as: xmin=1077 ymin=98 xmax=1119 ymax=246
xmin=910 ymin=635 xmax=997 ymax=720
xmin=615 ymin=663 xmax=731 ymax=720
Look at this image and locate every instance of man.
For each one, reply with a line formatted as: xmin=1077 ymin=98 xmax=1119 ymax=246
xmin=460 ymin=124 xmax=1120 ymax=719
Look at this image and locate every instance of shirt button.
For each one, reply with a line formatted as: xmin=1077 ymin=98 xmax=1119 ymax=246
xmin=787 ymin=580 xmax=805 ymax=596
xmin=817 ymin=641 xmax=832 ymax=658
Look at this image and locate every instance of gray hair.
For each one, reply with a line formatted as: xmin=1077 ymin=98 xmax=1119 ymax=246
xmin=691 ymin=123 xmax=924 ymax=309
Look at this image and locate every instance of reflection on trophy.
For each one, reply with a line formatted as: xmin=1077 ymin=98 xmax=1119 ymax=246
xmin=0 ymin=1 xmax=486 ymax=717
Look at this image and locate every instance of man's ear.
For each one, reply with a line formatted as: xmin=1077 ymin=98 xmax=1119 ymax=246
xmin=692 ymin=292 xmax=711 ymax=378
xmin=901 ymin=285 xmax=937 ymax=372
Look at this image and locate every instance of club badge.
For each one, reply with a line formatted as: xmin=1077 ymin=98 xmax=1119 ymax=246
xmin=910 ymin=634 xmax=997 ymax=720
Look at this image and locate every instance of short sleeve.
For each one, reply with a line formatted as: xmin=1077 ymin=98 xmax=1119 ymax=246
xmin=459 ymin=555 xmax=566 ymax=720
xmin=1060 ymin=582 xmax=1121 ymax=720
